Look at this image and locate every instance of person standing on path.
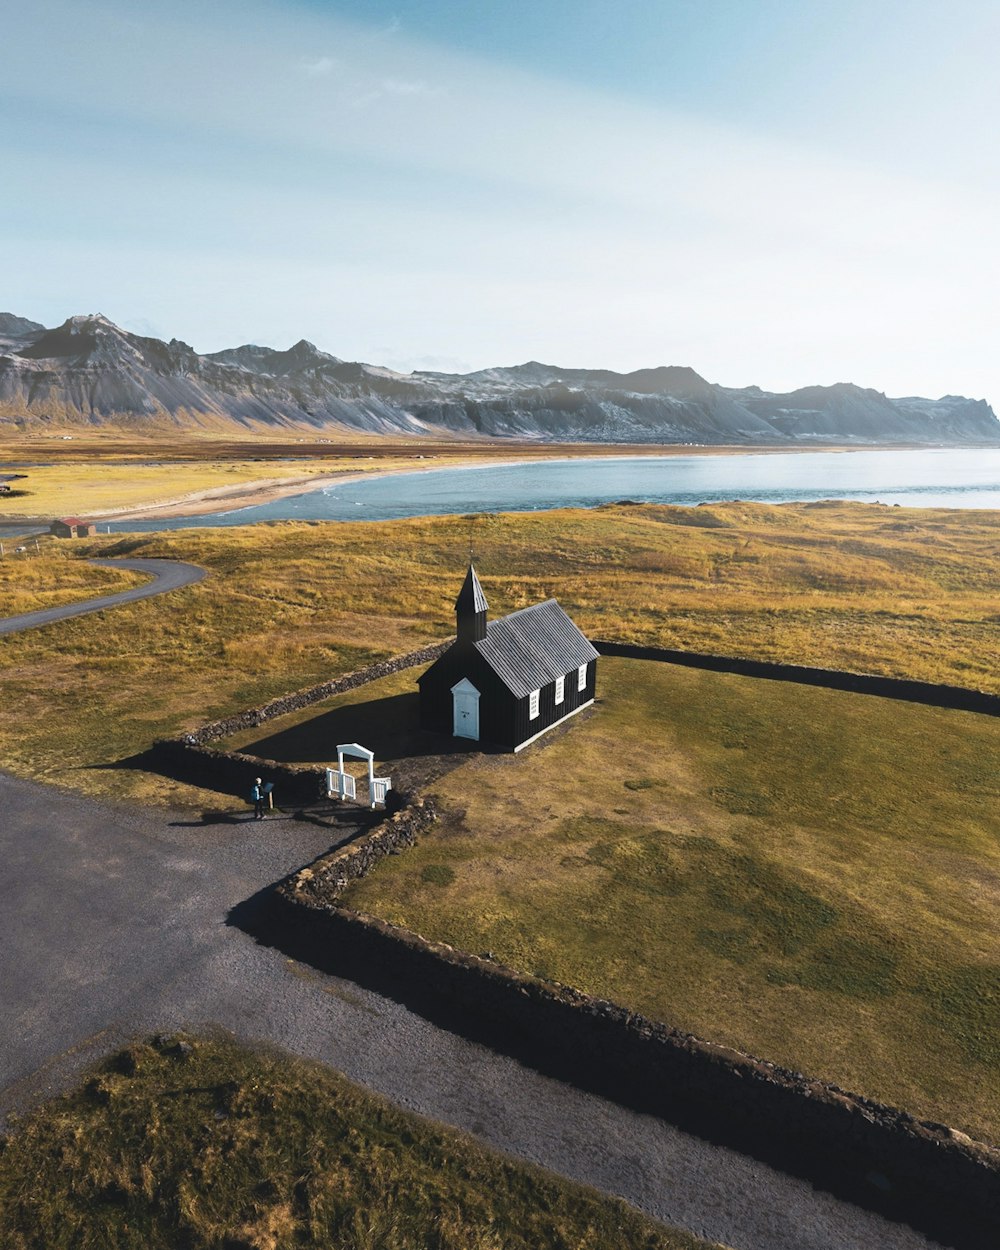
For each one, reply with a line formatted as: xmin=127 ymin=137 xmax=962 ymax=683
xmin=251 ymin=777 xmax=266 ymax=821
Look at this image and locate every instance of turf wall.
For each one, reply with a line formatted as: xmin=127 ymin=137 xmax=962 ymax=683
xmin=593 ymin=640 xmax=1000 ymax=716
xmin=258 ymin=807 xmax=1000 ymax=1250
xmin=144 ymin=640 xmax=450 ymax=801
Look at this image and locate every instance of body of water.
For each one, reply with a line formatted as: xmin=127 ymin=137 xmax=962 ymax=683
xmin=109 ymin=447 xmax=1000 ymax=531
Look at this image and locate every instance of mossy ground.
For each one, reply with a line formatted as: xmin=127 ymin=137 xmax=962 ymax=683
xmin=337 ymin=657 xmax=1000 ymax=1146
xmin=0 ymin=1035 xmax=715 ymax=1250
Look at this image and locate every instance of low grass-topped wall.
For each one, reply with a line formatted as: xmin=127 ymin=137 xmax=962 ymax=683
xmin=145 ymin=640 xmax=450 ymax=802
xmin=147 ymin=630 xmax=1000 ymax=805
xmin=184 ymin=639 xmax=451 ymax=744
xmin=593 ymin=639 xmax=1000 ymax=716
xmin=262 ymin=804 xmax=1000 ymax=1250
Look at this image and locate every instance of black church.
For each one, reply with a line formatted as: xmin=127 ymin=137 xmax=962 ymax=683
xmin=418 ymin=565 xmax=598 ymax=752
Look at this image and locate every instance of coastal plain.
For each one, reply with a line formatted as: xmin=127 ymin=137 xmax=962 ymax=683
xmin=3 ymin=499 xmax=1000 ymax=801
xmin=3 ymin=492 xmax=1000 ymax=1239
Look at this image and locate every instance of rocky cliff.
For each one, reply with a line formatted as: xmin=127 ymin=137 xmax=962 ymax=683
xmin=1 ymin=312 xmax=996 ymax=445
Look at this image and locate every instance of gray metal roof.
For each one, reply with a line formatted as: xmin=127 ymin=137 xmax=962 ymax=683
xmin=455 ymin=563 xmax=489 ymax=615
xmin=475 ymin=599 xmax=598 ymax=698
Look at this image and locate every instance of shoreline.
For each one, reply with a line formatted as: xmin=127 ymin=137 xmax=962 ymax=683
xmin=95 ymin=469 xmax=383 ymax=522
xmin=2 ymin=442 xmax=992 ymax=526
xmin=76 ymin=443 xmax=927 ymax=523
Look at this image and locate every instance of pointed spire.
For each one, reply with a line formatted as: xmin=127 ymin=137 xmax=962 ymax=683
xmin=455 ymin=562 xmax=488 ymax=614
xmin=455 ymin=562 xmax=488 ymax=643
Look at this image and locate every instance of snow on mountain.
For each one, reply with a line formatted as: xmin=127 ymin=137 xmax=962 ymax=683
xmin=0 ymin=313 xmax=996 ymax=445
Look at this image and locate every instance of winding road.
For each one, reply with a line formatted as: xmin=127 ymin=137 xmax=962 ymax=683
xmin=0 ymin=769 xmax=944 ymax=1250
xmin=0 ymin=558 xmax=949 ymax=1248
xmin=0 ymin=557 xmax=206 ymax=635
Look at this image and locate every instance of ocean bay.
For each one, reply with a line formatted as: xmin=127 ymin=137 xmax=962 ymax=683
xmin=110 ymin=447 xmax=1000 ymax=531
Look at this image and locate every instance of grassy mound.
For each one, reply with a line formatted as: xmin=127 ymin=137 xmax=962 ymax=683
xmin=0 ymin=1035 xmax=715 ymax=1250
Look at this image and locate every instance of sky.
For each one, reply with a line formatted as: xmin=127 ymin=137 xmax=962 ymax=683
xmin=2 ymin=0 xmax=999 ymax=400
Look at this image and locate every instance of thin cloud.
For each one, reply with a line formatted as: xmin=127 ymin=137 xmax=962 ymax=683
xmin=380 ymin=77 xmax=440 ymax=97
xmin=342 ymin=75 xmax=445 ymax=109
xmin=302 ymin=55 xmax=340 ymax=77
xmin=4 ymin=0 xmax=999 ymax=403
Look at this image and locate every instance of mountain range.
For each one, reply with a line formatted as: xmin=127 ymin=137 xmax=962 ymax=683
xmin=1 ymin=312 xmax=997 ymax=445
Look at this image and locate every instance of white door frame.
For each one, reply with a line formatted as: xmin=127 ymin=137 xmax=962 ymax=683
xmin=451 ymin=677 xmax=481 ymax=741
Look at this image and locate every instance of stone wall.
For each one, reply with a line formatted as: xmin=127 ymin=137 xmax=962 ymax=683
xmin=186 ymin=633 xmax=1000 ymax=1243
xmin=258 ymin=805 xmax=1000 ymax=1250
xmin=148 ymin=738 xmax=329 ymax=805
xmin=147 ymin=632 xmax=1000 ymax=803
xmin=144 ymin=639 xmax=450 ymax=800
xmin=187 ymin=639 xmax=452 ymax=743
xmin=594 ymin=639 xmax=1000 ymax=716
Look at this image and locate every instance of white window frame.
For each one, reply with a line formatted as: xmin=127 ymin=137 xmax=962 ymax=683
xmin=528 ymin=688 xmax=540 ymax=719
xmin=577 ymin=663 xmax=587 ymax=691
xmin=554 ymin=675 xmax=565 ymax=705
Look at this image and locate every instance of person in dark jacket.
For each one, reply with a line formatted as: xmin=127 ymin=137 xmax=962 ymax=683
xmin=251 ymin=777 xmax=266 ymax=820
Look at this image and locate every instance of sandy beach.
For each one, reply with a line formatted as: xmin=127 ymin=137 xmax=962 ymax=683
xmin=97 ymin=444 xmax=864 ymax=523
xmin=99 ymin=469 xmax=385 ymax=521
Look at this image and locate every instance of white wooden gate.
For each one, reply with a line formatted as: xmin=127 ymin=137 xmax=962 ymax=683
xmin=326 ymin=768 xmax=356 ymax=801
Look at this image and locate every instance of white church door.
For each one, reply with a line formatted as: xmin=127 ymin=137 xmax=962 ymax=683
xmin=451 ymin=677 xmax=481 ymax=741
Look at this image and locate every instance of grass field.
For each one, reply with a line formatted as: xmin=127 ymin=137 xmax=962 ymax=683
xmin=0 ymin=547 xmax=147 ymax=617
xmin=0 ymin=1034 xmax=715 ymax=1250
xmin=0 ymin=457 xmax=421 ymax=518
xmin=334 ymin=657 xmax=1000 ymax=1147
xmin=3 ymin=499 xmax=1000 ymax=807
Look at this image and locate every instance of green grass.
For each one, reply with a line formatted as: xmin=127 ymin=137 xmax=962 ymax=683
xmin=0 ymin=1035 xmax=717 ymax=1250
xmin=4 ymin=498 xmax=1000 ymax=808
xmin=342 ymin=657 xmax=1000 ymax=1146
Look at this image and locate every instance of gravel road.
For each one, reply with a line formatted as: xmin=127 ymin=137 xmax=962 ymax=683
xmin=0 ymin=769 xmax=946 ymax=1250
xmin=0 ymin=557 xmax=205 ymax=635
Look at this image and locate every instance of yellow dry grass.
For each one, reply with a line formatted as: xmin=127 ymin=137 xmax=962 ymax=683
xmin=0 ymin=1035 xmax=715 ymax=1250
xmin=2 ymin=498 xmax=1000 ymax=808
xmin=0 ymin=458 xmax=430 ymax=518
xmin=0 ymin=544 xmax=147 ymax=616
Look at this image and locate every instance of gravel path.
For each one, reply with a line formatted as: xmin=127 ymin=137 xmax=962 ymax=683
xmin=0 ymin=769 xmax=945 ymax=1250
xmin=0 ymin=557 xmax=205 ymax=635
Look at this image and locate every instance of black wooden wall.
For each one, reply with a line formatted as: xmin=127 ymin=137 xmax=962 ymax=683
xmin=419 ymin=647 xmax=597 ymax=752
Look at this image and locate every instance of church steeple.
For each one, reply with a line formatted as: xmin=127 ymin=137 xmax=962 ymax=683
xmin=455 ymin=562 xmax=489 ymax=644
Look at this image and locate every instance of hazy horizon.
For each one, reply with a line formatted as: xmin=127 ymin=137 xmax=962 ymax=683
xmin=4 ymin=0 xmax=999 ymax=404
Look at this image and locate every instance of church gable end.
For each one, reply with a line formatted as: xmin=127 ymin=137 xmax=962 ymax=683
xmin=418 ymin=564 xmax=598 ymax=752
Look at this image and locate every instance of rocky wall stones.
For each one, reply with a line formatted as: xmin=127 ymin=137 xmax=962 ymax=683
xmin=145 ymin=640 xmax=451 ymax=798
xmin=187 ymin=639 xmax=452 ymax=744
xmin=263 ymin=800 xmax=1000 ymax=1250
